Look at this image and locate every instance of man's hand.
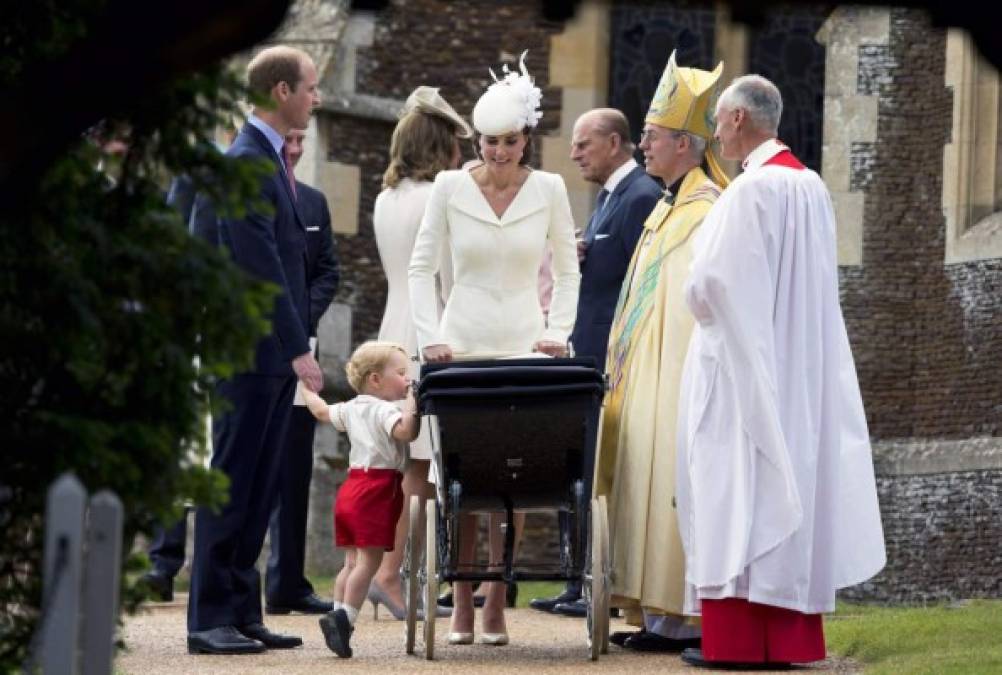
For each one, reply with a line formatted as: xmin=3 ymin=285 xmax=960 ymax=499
xmin=533 ymin=340 xmax=567 ymax=357
xmin=577 ymin=238 xmax=588 ymax=263
xmin=292 ymin=352 xmax=323 ymax=392
xmin=422 ymin=344 xmax=453 ymax=363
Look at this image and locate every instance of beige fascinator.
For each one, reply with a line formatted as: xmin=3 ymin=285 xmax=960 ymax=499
xmin=402 ymin=86 xmax=473 ymax=139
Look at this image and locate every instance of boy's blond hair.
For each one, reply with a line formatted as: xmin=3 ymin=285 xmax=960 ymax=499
xmin=345 ymin=341 xmax=408 ymax=393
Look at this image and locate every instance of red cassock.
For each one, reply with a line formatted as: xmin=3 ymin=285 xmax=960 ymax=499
xmin=700 ymin=598 xmax=825 ymax=663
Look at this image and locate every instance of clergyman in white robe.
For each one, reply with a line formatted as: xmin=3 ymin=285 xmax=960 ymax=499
xmin=676 ymin=136 xmax=886 ymax=664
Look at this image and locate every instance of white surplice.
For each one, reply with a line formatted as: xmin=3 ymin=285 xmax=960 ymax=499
xmin=675 ymin=139 xmax=886 ymax=615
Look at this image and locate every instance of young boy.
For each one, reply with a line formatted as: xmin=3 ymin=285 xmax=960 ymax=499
xmin=301 ymin=341 xmax=420 ymax=658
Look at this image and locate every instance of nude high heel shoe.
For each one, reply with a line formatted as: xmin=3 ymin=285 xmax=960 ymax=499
xmin=447 ymin=631 xmax=475 ymax=645
xmin=479 ymin=632 xmax=509 ymax=646
xmin=367 ymin=583 xmax=407 ymax=620
xmin=447 ymin=611 xmax=475 ymax=645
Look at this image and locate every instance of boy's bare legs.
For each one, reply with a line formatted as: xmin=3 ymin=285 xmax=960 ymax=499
xmin=449 ymin=513 xmax=479 ymax=635
xmin=333 ymin=549 xmax=354 ymax=603
xmin=344 ymin=547 xmax=385 ymax=614
xmin=370 ymin=460 xmax=432 ymax=608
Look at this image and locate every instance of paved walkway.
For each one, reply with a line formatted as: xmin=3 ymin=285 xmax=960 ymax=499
xmin=116 ymin=594 xmax=853 ymax=674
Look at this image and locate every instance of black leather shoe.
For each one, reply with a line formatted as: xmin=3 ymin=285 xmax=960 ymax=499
xmin=319 ymin=609 xmax=354 ymax=658
xmin=680 ymin=647 xmax=791 ymax=670
xmin=553 ymin=598 xmax=588 ymax=618
xmin=438 ymin=583 xmax=485 ymax=608
xmin=236 ymin=622 xmax=303 ymax=649
xmin=140 ymin=570 xmax=173 ymax=602
xmin=266 ymin=593 xmax=333 ymax=615
xmin=187 ymin=626 xmax=266 ymax=655
xmin=529 ymin=588 xmax=581 ymax=614
xmin=624 ymin=631 xmax=700 ymax=652
xmin=610 ymin=629 xmax=644 ymax=647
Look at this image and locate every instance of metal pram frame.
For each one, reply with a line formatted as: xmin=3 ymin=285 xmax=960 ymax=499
xmin=401 ymin=357 xmax=612 ymax=661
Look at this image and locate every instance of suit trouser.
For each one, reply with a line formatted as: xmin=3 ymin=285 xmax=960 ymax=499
xmin=149 ymin=515 xmax=188 ymax=577
xmin=187 ymin=374 xmax=296 ymax=631
xmin=265 ymin=405 xmax=317 ymax=603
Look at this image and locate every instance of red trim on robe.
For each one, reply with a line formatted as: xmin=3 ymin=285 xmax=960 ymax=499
xmin=764 ymin=149 xmax=806 ymax=170
xmin=701 ymin=598 xmax=826 ymax=663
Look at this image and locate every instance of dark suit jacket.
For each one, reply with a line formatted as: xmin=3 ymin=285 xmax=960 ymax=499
xmin=166 ymin=174 xmax=197 ymax=225
xmin=214 ymin=123 xmax=311 ymax=376
xmin=189 ymin=189 xmax=218 ymax=246
xmin=569 ymin=165 xmax=662 ymax=369
xmin=295 ymin=180 xmax=339 ymax=336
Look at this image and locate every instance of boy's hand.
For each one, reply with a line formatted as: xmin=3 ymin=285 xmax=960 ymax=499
xmin=300 ymin=383 xmax=330 ymax=423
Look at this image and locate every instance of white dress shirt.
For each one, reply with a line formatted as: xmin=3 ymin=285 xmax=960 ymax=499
xmin=329 ymin=395 xmax=408 ymax=471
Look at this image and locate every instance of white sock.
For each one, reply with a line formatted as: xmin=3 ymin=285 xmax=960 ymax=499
xmin=344 ymin=604 xmax=360 ymax=625
xmin=330 ymin=600 xmax=344 ymax=612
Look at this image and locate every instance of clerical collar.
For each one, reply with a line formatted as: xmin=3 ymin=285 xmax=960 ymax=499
xmin=603 ymin=158 xmax=638 ymax=193
xmin=662 ymin=176 xmax=684 ymax=204
xmin=741 ymin=138 xmax=788 ymax=171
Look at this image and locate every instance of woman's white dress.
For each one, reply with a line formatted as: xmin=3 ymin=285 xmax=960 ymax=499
xmin=374 ymin=177 xmax=450 ymax=460
xmin=408 ymin=169 xmax=580 ymax=356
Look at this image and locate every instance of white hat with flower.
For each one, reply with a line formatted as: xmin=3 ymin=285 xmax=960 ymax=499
xmin=472 ymin=50 xmax=544 ymax=136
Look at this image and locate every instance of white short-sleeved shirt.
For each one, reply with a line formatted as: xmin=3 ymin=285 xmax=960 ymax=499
xmin=329 ymin=395 xmax=408 ymax=471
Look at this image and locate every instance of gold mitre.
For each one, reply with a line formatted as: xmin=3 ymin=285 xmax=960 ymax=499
xmin=646 ymin=50 xmax=730 ymax=187
xmin=646 ymin=50 xmax=724 ymax=141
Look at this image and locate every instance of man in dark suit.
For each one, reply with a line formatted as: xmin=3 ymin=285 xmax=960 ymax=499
xmin=140 ymin=173 xmax=200 ymax=603
xmin=186 ymin=45 xmax=323 ymax=655
xmin=263 ymin=128 xmax=339 ymax=615
xmin=530 ymin=108 xmax=661 ymax=618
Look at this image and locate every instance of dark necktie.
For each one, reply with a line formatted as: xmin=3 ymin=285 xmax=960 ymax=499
xmin=584 ymin=188 xmax=610 ymax=240
xmin=282 ymin=144 xmax=297 ymax=200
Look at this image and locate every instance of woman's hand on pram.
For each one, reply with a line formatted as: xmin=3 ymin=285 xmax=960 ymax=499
xmin=533 ymin=340 xmax=567 ymax=357
xmin=422 ymin=343 xmax=454 ymax=363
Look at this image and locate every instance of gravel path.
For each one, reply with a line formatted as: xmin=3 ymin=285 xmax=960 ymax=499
xmin=116 ymin=593 xmax=854 ymax=674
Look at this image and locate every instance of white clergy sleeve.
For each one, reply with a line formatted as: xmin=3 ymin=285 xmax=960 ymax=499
xmin=408 ymin=172 xmax=451 ymax=351
xmin=684 ymin=178 xmax=802 ymax=578
xmin=541 ymin=173 xmax=581 ymax=345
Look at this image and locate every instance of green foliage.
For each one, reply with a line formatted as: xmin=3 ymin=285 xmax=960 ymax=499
xmin=0 ymin=0 xmax=102 ymax=83
xmin=827 ymin=600 xmax=1002 ymax=673
xmin=0 ymin=4 xmax=281 ymax=668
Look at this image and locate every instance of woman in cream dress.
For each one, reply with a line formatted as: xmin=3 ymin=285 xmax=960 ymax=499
xmin=367 ymin=87 xmax=470 ymax=618
xmin=408 ymin=52 xmax=580 ymax=645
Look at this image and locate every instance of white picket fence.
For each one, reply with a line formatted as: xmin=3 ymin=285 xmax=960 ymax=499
xmin=26 ymin=473 xmax=123 ymax=675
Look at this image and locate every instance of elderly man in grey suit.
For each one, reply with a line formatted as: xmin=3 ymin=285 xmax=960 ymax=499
xmin=530 ymin=108 xmax=661 ymax=617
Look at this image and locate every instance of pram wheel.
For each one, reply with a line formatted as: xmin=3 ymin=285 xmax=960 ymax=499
xmin=586 ymin=495 xmax=611 ymax=660
xmin=404 ymin=495 xmax=421 ymax=654
xmin=424 ymin=498 xmax=439 ymax=660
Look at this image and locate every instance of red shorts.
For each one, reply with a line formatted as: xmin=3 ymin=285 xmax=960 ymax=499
xmin=701 ymin=597 xmax=826 ymax=663
xmin=334 ymin=468 xmax=403 ymax=550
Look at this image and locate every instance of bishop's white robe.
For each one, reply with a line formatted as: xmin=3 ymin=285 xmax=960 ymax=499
xmin=675 ymin=139 xmax=886 ymax=616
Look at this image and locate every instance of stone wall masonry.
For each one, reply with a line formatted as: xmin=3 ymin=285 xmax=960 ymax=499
xmin=842 ymin=466 xmax=1002 ymax=603
xmin=839 ymin=8 xmax=1002 ymax=441
xmin=834 ymin=8 xmax=1002 ymax=604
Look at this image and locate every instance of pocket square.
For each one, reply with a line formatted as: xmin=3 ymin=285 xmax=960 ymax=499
xmin=306 ymin=226 xmax=320 ymax=231
xmin=594 ymin=233 xmax=610 ymax=240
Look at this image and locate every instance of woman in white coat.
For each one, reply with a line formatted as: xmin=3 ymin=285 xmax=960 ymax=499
xmin=408 ymin=52 xmax=580 ymax=646
xmin=367 ymin=87 xmax=471 ymax=619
